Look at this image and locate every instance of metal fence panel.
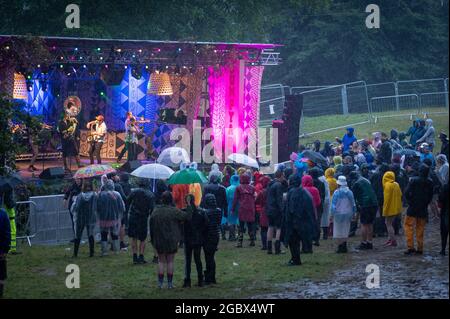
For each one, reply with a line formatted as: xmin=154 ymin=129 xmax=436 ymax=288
xmin=28 ymin=194 xmax=74 ymax=245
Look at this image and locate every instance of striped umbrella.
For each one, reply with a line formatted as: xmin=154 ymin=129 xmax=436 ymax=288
xmin=73 ymin=164 xmax=116 ymax=179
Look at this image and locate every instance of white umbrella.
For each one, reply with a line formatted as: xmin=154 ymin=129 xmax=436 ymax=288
xmin=131 ymin=163 xmax=174 ymax=180
xmin=157 ymin=147 xmax=190 ymax=167
xmin=227 ymin=153 xmax=259 ymax=169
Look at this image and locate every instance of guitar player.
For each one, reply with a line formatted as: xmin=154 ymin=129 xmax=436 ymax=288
xmin=86 ymin=115 xmax=107 ymax=164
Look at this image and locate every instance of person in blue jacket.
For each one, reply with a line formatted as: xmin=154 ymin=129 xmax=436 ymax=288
xmin=226 ymin=175 xmax=240 ymax=241
xmin=339 ymin=127 xmax=357 ymax=152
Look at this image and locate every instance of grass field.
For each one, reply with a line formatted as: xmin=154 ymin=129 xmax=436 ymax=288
xmin=5 ymin=238 xmax=348 ymax=299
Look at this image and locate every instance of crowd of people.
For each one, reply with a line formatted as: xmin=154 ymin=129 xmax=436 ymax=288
xmin=0 ymin=118 xmax=449 ymax=295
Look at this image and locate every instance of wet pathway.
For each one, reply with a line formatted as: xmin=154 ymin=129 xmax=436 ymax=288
xmin=254 ymin=218 xmax=449 ymax=299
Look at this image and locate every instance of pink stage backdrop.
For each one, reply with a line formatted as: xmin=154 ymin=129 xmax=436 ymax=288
xmin=208 ymin=61 xmax=264 ymax=161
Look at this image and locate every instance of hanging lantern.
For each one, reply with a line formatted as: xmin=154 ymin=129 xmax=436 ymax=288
xmin=13 ymin=73 xmax=28 ymax=100
xmin=147 ymin=71 xmax=173 ymax=96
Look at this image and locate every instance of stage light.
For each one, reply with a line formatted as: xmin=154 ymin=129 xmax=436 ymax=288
xmin=100 ymin=91 xmax=105 ymax=96
xmin=132 ymin=54 xmax=136 ymax=58
xmin=116 ymin=48 xmax=122 ymax=52
xmin=105 ymin=64 xmax=109 ymax=68
xmin=99 ymin=56 xmax=104 ymax=60
xmin=97 ymin=47 xmax=101 ymax=51
xmin=83 ymin=64 xmax=87 ymax=69
xmin=79 ymin=56 xmax=83 ymax=60
xmin=5 ymin=46 xmax=10 ymax=50
xmin=26 ymin=80 xmax=33 ymax=92
xmin=75 ymin=47 xmax=78 ymax=51
xmin=145 ymin=65 xmax=149 ymax=69
xmin=60 ymin=64 xmax=64 ymax=69
xmin=178 ymin=48 xmax=182 ymax=52
xmin=60 ymin=56 xmax=64 ymax=60
xmin=138 ymin=49 xmax=142 ymax=53
xmin=124 ymin=65 xmax=128 ymax=69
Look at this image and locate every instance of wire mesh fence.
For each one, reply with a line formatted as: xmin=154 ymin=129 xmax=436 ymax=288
xmin=259 ymin=77 xmax=449 ymax=138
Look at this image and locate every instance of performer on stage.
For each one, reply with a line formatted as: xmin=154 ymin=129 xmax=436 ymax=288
xmin=86 ymin=115 xmax=107 ymax=164
xmin=22 ymin=115 xmax=51 ymax=172
xmin=58 ymin=112 xmax=82 ymax=172
xmin=117 ymin=112 xmax=133 ymax=162
xmin=117 ymin=112 xmax=145 ymax=162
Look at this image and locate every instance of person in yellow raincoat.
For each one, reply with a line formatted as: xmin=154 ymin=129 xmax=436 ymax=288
xmin=382 ymin=171 xmax=403 ymax=247
xmin=1 ymin=185 xmax=17 ymax=254
xmin=325 ymin=168 xmax=338 ymax=198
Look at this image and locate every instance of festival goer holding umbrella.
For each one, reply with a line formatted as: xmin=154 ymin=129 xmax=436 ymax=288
xmin=202 ymin=193 xmax=222 ymax=285
xmin=283 ymin=174 xmax=315 ymax=265
xmin=403 ymin=164 xmax=434 ymax=255
xmin=71 ymin=179 xmax=97 ymax=258
xmin=202 ymin=174 xmax=227 ymax=240
xmin=438 ymin=182 xmax=449 ymax=256
xmin=183 ymin=194 xmax=208 ymax=288
xmin=127 ymin=178 xmax=155 ymax=264
xmin=97 ymin=180 xmax=125 ymax=256
xmin=255 ymin=176 xmax=271 ymax=250
xmin=232 ymin=173 xmax=256 ymax=248
xmin=0 ymin=197 xmax=11 ymax=298
xmin=301 ymin=174 xmax=321 ymax=253
xmin=225 ymin=175 xmax=240 ymax=241
xmin=348 ymin=171 xmax=378 ymax=250
xmin=382 ymin=171 xmax=403 ymax=247
xmin=266 ymin=170 xmax=286 ymax=254
xmin=331 ymin=176 xmax=356 ymax=253
xmin=150 ymin=191 xmax=191 ymax=289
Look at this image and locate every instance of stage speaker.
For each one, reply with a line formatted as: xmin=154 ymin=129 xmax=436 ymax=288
xmin=119 ymin=160 xmax=142 ymax=173
xmin=273 ymin=95 xmax=304 ymax=162
xmin=39 ymin=167 xmax=65 ymax=179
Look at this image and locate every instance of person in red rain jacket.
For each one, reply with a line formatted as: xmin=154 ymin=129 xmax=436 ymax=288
xmin=255 ymin=175 xmax=271 ymax=250
xmin=232 ymin=173 xmax=256 ymax=248
xmin=301 ymin=174 xmax=321 ymax=252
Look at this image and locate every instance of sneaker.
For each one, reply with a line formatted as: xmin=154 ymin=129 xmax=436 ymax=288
xmin=133 ymin=255 xmax=139 ymax=265
xmin=287 ymin=259 xmax=301 ymax=266
xmin=249 ymin=240 xmax=255 ymax=247
xmin=167 ymin=282 xmax=174 ymax=289
xmin=404 ymin=249 xmax=416 ymax=255
xmin=414 ymin=250 xmax=423 ymax=255
xmin=152 ymin=256 xmax=159 ymax=264
xmin=182 ymin=279 xmax=191 ymax=288
xmin=366 ymin=242 xmax=373 ymax=250
xmin=439 ymin=250 xmax=446 ymax=256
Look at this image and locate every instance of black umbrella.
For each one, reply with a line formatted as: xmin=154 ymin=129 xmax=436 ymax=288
xmin=302 ymin=150 xmax=328 ymax=167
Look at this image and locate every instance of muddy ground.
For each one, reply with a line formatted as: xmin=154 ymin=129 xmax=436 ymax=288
xmin=254 ymin=217 xmax=449 ymax=299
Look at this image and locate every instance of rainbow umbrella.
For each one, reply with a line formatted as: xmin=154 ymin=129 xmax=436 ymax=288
xmin=73 ymin=164 xmax=116 ymax=179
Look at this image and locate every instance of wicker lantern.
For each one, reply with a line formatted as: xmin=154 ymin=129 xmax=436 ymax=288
xmin=148 ymin=71 xmax=173 ymax=96
xmin=13 ymin=73 xmax=28 ymax=100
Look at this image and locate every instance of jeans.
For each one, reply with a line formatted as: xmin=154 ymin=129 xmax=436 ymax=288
xmin=89 ymin=141 xmax=103 ymax=164
xmin=440 ymin=213 xmax=449 ymax=252
xmin=203 ymin=240 xmax=218 ymax=283
xmin=184 ymin=244 xmax=203 ymax=281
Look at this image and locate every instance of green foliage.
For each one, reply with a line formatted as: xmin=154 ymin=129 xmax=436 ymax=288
xmin=0 ymin=0 xmax=448 ymax=84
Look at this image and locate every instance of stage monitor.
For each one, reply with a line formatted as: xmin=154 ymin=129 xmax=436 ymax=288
xmin=39 ymin=167 xmax=65 ymax=179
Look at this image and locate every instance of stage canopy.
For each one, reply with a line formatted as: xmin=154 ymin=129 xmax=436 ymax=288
xmin=0 ymin=35 xmax=281 ymax=162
